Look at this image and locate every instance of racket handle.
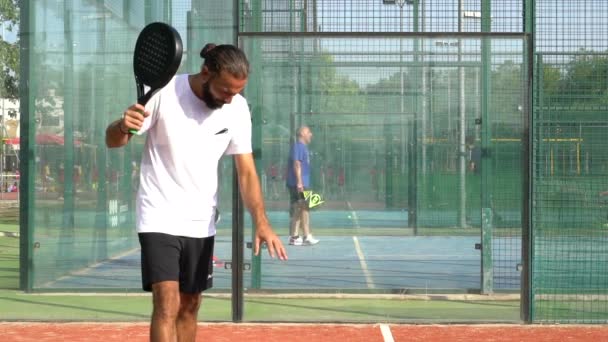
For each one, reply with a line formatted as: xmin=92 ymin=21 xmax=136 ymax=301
xmin=129 ymin=90 xmax=157 ymax=135
xmin=128 ymin=95 xmax=152 ymax=135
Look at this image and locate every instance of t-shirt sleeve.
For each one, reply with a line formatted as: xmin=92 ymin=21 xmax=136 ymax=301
xmin=224 ymin=100 xmax=253 ymax=155
xmin=288 ymin=143 xmax=297 ymax=161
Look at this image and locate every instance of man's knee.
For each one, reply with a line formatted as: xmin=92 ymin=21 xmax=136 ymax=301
xmin=290 ymin=203 xmax=300 ymax=215
xmin=152 ymin=281 xmax=180 ymax=320
xmin=179 ymin=293 xmax=202 ymax=316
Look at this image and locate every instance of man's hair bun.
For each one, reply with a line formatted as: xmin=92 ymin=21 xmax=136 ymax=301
xmin=200 ymin=43 xmax=217 ymax=59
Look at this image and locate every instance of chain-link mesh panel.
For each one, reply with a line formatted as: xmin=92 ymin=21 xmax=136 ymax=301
xmin=240 ymin=28 xmax=527 ymax=305
xmin=532 ymin=1 xmax=608 ymax=323
xmin=241 ymin=0 xmax=523 ymax=33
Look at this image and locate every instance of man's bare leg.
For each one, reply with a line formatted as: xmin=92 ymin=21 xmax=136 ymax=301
xmin=289 ymin=202 xmax=301 ymax=237
xmin=301 ymin=208 xmax=311 ymax=237
xmin=151 ymin=281 xmax=180 ymax=342
xmin=176 ymin=292 xmax=202 ymax=342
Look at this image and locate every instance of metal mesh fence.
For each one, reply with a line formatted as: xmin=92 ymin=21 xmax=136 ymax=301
xmin=241 ymin=0 xmax=523 ymax=33
xmin=532 ymin=0 xmax=608 ymax=323
xmin=239 ymin=0 xmax=527 ymax=301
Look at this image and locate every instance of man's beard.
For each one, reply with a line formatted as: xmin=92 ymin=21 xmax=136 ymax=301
xmin=202 ymin=81 xmax=224 ymax=110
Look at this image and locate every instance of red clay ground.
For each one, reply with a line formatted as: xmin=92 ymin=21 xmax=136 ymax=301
xmin=1 ymin=323 xmax=608 ymax=342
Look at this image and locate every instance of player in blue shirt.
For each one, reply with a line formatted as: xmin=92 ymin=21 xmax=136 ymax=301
xmin=286 ymin=126 xmax=319 ymax=246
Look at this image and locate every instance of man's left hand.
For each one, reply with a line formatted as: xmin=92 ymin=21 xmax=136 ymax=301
xmin=254 ymin=225 xmax=288 ymax=261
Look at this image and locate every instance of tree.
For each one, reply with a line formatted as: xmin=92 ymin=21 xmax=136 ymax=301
xmin=542 ymin=64 xmax=561 ymax=97
xmin=0 ymin=0 xmax=19 ymax=100
xmin=313 ymin=53 xmax=365 ymax=114
xmin=561 ymin=49 xmax=608 ymax=103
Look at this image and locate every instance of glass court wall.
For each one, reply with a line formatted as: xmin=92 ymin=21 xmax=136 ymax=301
xmin=19 ymin=0 xmax=237 ymax=321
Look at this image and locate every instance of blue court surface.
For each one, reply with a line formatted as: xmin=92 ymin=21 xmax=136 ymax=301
xmin=41 ymin=234 xmax=521 ymax=292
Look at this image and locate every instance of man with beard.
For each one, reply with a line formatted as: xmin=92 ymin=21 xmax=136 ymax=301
xmin=106 ymin=43 xmax=287 ymax=342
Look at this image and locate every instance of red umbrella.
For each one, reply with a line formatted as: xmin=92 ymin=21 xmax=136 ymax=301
xmin=2 ymin=137 xmax=19 ymax=145
xmin=36 ymin=133 xmax=65 ymax=145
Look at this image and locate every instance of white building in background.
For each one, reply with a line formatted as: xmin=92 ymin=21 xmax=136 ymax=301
xmin=0 ymin=98 xmax=19 ymax=176
xmin=0 ymin=98 xmax=19 ymax=138
xmin=35 ymin=89 xmax=65 ymax=134
xmin=1 ymin=88 xmax=67 ymax=143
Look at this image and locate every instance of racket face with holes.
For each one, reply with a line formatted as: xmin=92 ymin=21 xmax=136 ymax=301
xmin=133 ymin=22 xmax=183 ymax=106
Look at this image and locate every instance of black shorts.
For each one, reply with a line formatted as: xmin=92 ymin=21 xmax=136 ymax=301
xmin=138 ymin=233 xmax=215 ymax=294
xmin=288 ymin=186 xmax=307 ymax=204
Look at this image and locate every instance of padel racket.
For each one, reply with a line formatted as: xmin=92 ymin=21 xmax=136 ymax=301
xmin=303 ymin=190 xmax=325 ymax=209
xmin=131 ymin=22 xmax=183 ymax=133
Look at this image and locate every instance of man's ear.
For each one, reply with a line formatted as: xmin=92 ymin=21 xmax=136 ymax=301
xmin=201 ymin=66 xmax=212 ymax=81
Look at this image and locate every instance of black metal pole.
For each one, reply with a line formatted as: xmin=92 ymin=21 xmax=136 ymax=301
xmin=521 ymin=0 xmax=535 ymax=323
xmin=18 ymin=0 xmax=34 ymax=292
xmin=521 ymin=33 xmax=534 ymax=323
xmin=231 ymin=160 xmax=244 ymax=322
xmin=231 ymin=0 xmax=244 ymax=323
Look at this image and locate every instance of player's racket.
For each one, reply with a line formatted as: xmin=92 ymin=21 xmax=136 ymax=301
xmin=303 ymin=190 xmax=325 ymax=209
xmin=131 ymin=22 xmax=183 ymax=133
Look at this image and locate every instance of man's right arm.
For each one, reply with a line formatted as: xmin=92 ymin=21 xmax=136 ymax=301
xmin=105 ymin=104 xmax=149 ymax=148
xmin=293 ymin=160 xmax=303 ymax=191
xmin=105 ymin=119 xmax=132 ymax=148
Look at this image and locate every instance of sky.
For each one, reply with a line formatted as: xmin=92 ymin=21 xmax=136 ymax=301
xmin=1 ymin=21 xmax=18 ymax=43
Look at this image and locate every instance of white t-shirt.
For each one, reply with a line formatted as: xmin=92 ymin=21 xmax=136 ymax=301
xmin=135 ymin=74 xmax=252 ymax=238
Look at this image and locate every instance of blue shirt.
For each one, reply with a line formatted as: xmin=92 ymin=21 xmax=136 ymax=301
xmin=286 ymin=141 xmax=310 ymax=188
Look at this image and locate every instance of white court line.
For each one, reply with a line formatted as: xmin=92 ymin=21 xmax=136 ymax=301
xmin=352 ymin=236 xmax=375 ymax=289
xmin=345 ymin=201 xmax=360 ymax=228
xmin=379 ymin=324 xmax=395 ymax=342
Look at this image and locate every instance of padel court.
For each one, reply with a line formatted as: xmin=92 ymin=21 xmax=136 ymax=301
xmin=38 ymin=210 xmax=520 ymax=292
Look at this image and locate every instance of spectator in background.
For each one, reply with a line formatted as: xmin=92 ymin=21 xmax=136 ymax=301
xmin=268 ymin=162 xmax=280 ymax=200
xmin=337 ymin=168 xmax=345 ymax=199
xmin=8 ymin=181 xmax=18 ymax=192
xmin=468 ymin=137 xmax=482 ymax=174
